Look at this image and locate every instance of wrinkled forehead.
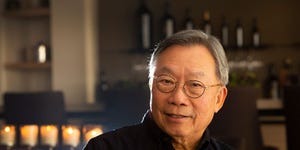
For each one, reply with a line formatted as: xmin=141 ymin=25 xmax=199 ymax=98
xmin=154 ymin=43 xmax=210 ymax=60
xmin=149 ymin=44 xmax=213 ymax=72
xmin=151 ymin=45 xmax=216 ymax=79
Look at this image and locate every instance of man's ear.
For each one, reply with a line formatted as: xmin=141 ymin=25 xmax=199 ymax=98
xmin=215 ymin=86 xmax=228 ymax=113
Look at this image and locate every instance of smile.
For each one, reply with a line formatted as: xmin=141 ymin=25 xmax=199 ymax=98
xmin=165 ymin=113 xmax=191 ymax=118
xmin=164 ymin=112 xmax=192 ymax=123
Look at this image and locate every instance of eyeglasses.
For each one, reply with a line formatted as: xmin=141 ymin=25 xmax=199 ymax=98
xmin=154 ymin=75 xmax=223 ymax=98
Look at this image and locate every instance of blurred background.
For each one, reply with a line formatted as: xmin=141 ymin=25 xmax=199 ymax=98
xmin=0 ymin=0 xmax=299 ymax=150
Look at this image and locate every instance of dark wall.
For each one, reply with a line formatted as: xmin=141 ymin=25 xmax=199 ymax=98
xmin=98 ymin=0 xmax=300 ymax=85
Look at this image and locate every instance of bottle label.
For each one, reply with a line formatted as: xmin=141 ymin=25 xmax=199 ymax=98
xmin=204 ymin=24 xmax=211 ymax=35
xmin=166 ymin=19 xmax=174 ymax=38
xmin=271 ymin=81 xmax=279 ymax=100
xmin=222 ymin=27 xmax=229 ymax=47
xmin=37 ymin=44 xmax=47 ymax=63
xmin=141 ymin=14 xmax=151 ymax=49
xmin=253 ymin=32 xmax=260 ymax=47
xmin=185 ymin=22 xmax=193 ymax=30
xmin=236 ymin=28 xmax=243 ymax=48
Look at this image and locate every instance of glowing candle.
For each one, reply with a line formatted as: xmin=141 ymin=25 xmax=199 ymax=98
xmin=62 ymin=125 xmax=80 ymax=147
xmin=40 ymin=125 xmax=58 ymax=147
xmin=20 ymin=125 xmax=38 ymax=147
xmin=0 ymin=125 xmax=16 ymax=147
xmin=83 ymin=125 xmax=103 ymax=143
xmin=37 ymin=44 xmax=47 ymax=63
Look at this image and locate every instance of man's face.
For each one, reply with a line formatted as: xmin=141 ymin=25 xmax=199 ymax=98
xmin=150 ymin=44 xmax=227 ymax=141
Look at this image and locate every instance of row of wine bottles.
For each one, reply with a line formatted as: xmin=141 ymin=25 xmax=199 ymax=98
xmin=263 ymin=59 xmax=299 ymax=99
xmin=4 ymin=0 xmax=49 ymax=10
xmin=137 ymin=0 xmax=261 ymax=51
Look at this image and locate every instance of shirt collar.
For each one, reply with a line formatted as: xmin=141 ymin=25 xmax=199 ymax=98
xmin=141 ymin=110 xmax=170 ymax=140
xmin=141 ymin=110 xmax=211 ymax=150
xmin=195 ymin=130 xmax=211 ymax=149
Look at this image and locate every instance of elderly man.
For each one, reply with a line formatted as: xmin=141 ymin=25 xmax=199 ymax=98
xmin=84 ymin=30 xmax=232 ymax=150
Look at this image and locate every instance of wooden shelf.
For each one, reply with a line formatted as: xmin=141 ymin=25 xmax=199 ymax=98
xmin=257 ymin=98 xmax=283 ymax=110
xmin=5 ymin=62 xmax=51 ymax=70
xmin=225 ymin=42 xmax=300 ymax=52
xmin=2 ymin=7 xmax=50 ymax=18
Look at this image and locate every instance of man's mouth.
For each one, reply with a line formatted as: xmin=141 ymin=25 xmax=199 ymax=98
xmin=165 ymin=113 xmax=189 ymax=118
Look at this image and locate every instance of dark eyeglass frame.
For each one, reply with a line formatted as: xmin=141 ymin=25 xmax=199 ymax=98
xmin=154 ymin=75 xmax=223 ymax=98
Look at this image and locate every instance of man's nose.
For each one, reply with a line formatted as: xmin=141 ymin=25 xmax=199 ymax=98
xmin=167 ymin=84 xmax=189 ymax=106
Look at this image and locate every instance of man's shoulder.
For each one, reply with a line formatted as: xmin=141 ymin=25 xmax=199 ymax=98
xmin=99 ymin=124 xmax=145 ymax=139
xmin=84 ymin=123 xmax=153 ymax=150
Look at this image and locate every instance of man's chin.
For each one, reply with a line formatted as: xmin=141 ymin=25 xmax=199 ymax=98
xmin=165 ymin=128 xmax=191 ymax=139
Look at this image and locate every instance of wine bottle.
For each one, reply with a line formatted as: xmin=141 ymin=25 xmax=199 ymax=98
xmin=263 ymin=64 xmax=279 ymax=99
xmin=278 ymin=58 xmax=293 ymax=98
xmin=183 ymin=8 xmax=194 ymax=30
xmin=202 ymin=10 xmax=212 ymax=35
xmin=235 ymin=18 xmax=244 ymax=49
xmin=252 ymin=18 xmax=261 ymax=48
xmin=5 ymin=0 xmax=20 ymax=11
xmin=220 ymin=16 xmax=229 ymax=48
xmin=137 ymin=0 xmax=153 ymax=51
xmin=279 ymin=58 xmax=292 ymax=87
xmin=162 ymin=2 xmax=175 ymax=38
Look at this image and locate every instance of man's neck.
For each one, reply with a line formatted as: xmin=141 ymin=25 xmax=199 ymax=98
xmin=171 ymin=136 xmax=200 ymax=150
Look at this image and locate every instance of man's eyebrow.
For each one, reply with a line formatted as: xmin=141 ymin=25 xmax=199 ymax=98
xmin=155 ymin=67 xmax=174 ymax=75
xmin=156 ymin=67 xmax=205 ymax=78
xmin=188 ymin=71 xmax=205 ymax=78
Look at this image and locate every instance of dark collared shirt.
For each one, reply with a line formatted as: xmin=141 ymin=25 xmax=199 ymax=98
xmin=84 ymin=111 xmax=233 ymax=150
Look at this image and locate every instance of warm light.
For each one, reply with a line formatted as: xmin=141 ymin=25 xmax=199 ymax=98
xmin=62 ymin=125 xmax=81 ymax=147
xmin=0 ymin=125 xmax=16 ymax=147
xmin=83 ymin=125 xmax=103 ymax=143
xmin=67 ymin=128 xmax=74 ymax=134
xmin=4 ymin=127 xmax=11 ymax=133
xmin=40 ymin=125 xmax=58 ymax=147
xmin=20 ymin=125 xmax=38 ymax=147
xmin=37 ymin=44 xmax=47 ymax=63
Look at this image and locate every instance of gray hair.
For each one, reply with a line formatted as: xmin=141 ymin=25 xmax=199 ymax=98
xmin=148 ymin=30 xmax=229 ymax=85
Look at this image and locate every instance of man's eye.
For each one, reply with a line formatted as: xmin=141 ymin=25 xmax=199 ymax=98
xmin=160 ymin=79 xmax=174 ymax=85
xmin=189 ymin=82 xmax=202 ymax=88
